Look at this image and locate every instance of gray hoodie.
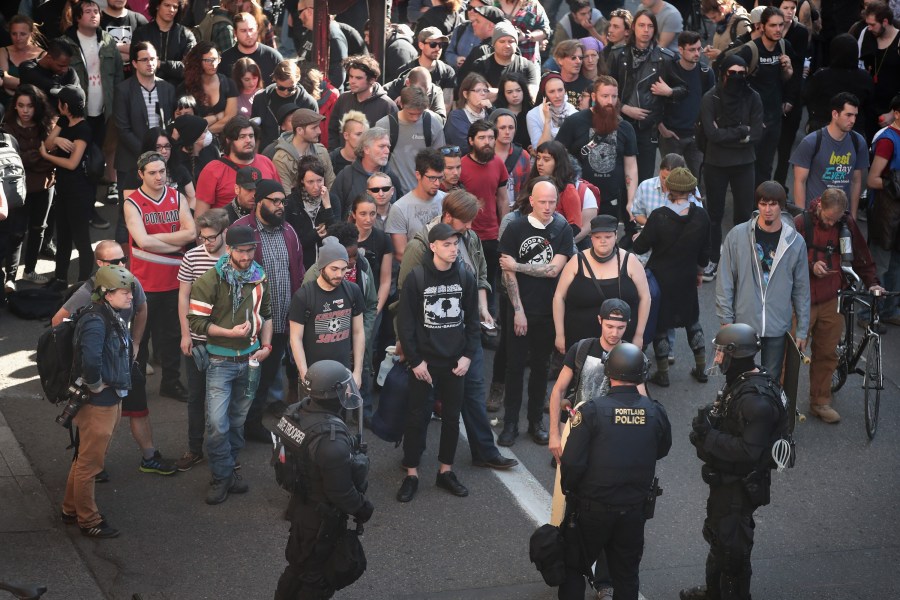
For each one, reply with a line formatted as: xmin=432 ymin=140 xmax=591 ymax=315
xmin=271 ymin=134 xmax=335 ymax=194
xmin=716 ymin=211 xmax=811 ymax=340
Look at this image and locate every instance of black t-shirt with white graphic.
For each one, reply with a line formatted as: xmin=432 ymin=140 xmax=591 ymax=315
xmin=101 ymin=10 xmax=148 ymax=76
xmin=288 ymin=280 xmax=364 ymax=367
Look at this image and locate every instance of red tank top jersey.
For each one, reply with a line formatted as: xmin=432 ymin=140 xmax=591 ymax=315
xmin=127 ymin=186 xmax=185 ymax=292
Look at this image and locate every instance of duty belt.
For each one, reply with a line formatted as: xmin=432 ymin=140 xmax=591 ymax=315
xmin=576 ymin=498 xmax=643 ymax=513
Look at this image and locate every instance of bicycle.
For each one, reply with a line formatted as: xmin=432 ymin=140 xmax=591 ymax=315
xmin=833 ymin=266 xmax=900 ymax=439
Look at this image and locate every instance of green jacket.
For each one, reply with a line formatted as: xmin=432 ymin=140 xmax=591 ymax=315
xmin=188 ymin=257 xmax=272 ymax=355
xmin=65 ymin=26 xmax=124 ymax=121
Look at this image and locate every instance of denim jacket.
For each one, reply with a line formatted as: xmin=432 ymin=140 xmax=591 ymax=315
xmin=76 ymin=304 xmax=131 ymax=398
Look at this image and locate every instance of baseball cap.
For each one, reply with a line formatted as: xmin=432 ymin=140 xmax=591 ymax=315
xmin=291 ymin=108 xmax=326 ymax=129
xmin=428 ymin=222 xmax=462 ymax=243
xmin=236 ymin=166 xmax=263 ymax=189
xmin=51 ymin=84 xmax=85 ymax=110
xmin=600 ymin=298 xmax=631 ymax=323
xmin=473 ymin=5 xmax=506 ymax=24
xmin=253 ymin=179 xmax=285 ymax=203
xmin=275 ymin=103 xmax=301 ymax=125
xmin=590 ymin=214 xmax=619 ymax=234
xmin=225 ymin=225 xmax=258 ymax=247
xmin=418 ymin=26 xmax=450 ymax=44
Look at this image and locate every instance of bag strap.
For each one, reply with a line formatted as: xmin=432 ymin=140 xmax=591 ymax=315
xmin=504 ymin=144 xmax=524 ymax=173
xmin=578 ymin=252 xmax=606 ymax=302
xmin=388 ymin=114 xmax=399 ymax=152
xmin=217 ymin=156 xmax=241 ymax=171
xmin=423 ymin=111 xmax=432 ymax=148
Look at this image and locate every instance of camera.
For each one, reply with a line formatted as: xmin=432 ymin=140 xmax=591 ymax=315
xmin=56 ymin=383 xmax=89 ymax=428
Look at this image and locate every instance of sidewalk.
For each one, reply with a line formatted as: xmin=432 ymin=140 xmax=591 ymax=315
xmin=0 ymin=410 xmax=106 ymax=600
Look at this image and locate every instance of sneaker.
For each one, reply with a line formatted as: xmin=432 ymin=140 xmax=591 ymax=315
xmin=596 ymin=587 xmax=614 ymax=600
xmin=528 ymin=421 xmax=549 ymax=445
xmin=39 ymin=241 xmax=56 ymax=259
xmin=159 ymin=380 xmax=188 ymax=401
xmin=175 ymin=451 xmax=204 ymax=472
xmin=229 ymin=470 xmax=248 ymax=494
xmin=22 ymin=271 xmax=50 ymax=285
xmin=206 ymin=474 xmax=235 ymax=505
xmin=396 ymin=475 xmax=419 ymax=503
xmin=94 ymin=469 xmax=110 ymax=483
xmin=690 ymin=367 xmax=708 ymax=383
xmin=89 ymin=210 xmax=110 ymax=229
xmin=139 ymin=451 xmax=177 ymax=475
xmin=4 ymin=280 xmax=15 ymax=294
xmin=145 ymin=363 xmax=155 ymax=376
xmin=679 ymin=586 xmax=709 ymax=600
xmin=234 ymin=459 xmax=241 ymax=470
xmin=61 ymin=511 xmax=77 ymax=525
xmin=809 ymin=404 xmax=841 ymax=424
xmin=435 ymin=471 xmax=469 ymax=497
xmin=105 ymin=183 xmax=119 ymax=204
xmin=650 ymin=371 xmax=670 ymax=387
xmin=701 ymin=261 xmax=718 ymax=282
xmin=80 ymin=519 xmax=119 ymax=538
xmin=497 ymin=423 xmax=518 ymax=447
xmin=486 ymin=382 xmax=504 ymax=413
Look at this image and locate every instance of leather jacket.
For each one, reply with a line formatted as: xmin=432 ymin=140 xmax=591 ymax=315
xmin=607 ymin=44 xmax=686 ymax=131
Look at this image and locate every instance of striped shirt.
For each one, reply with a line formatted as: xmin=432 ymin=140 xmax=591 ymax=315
xmin=178 ymin=246 xmax=221 ymax=342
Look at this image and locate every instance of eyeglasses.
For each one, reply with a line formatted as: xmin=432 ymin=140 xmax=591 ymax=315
xmin=101 ymin=257 xmax=127 ymax=265
xmin=276 ymin=84 xmax=296 ymax=92
xmin=135 ymin=57 xmax=157 ymax=63
xmin=198 ymin=232 xmax=223 ymax=243
xmin=471 ymin=87 xmax=489 ymax=94
xmin=368 ymin=186 xmax=393 ymax=193
xmin=426 ymin=41 xmax=449 ymax=49
xmin=440 ymin=146 xmax=461 ymax=156
xmin=422 ymin=174 xmax=443 ymax=183
xmin=156 ymin=143 xmax=172 ymax=151
xmin=201 ymin=57 xmax=220 ymax=64
xmin=263 ymin=196 xmax=286 ymax=205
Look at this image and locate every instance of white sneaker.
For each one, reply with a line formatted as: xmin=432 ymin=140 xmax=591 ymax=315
xmin=22 ymin=271 xmax=50 ymax=285
xmin=4 ymin=280 xmax=15 ymax=294
xmin=146 ymin=363 xmax=155 ymax=376
xmin=596 ymin=587 xmax=614 ymax=600
xmin=701 ymin=261 xmax=718 ymax=282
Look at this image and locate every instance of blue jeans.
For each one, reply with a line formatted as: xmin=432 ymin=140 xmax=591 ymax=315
xmin=461 ymin=344 xmax=503 ymax=462
xmin=870 ymin=245 xmax=900 ymax=318
xmin=760 ymin=335 xmax=787 ymax=382
xmin=205 ymin=358 xmax=254 ymax=481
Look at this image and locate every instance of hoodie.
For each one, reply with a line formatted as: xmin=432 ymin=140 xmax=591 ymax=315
xmin=252 ymin=83 xmax=319 ymax=149
xmin=327 ymin=84 xmax=399 ymax=151
xmin=717 ymin=212 xmax=811 ymax=340
xmin=396 ymin=259 xmax=480 ymax=368
xmin=272 ymin=135 xmax=336 ymax=194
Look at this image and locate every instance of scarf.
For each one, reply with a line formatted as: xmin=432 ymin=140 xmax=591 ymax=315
xmin=463 ymin=105 xmax=487 ymax=123
xmin=218 ymin=255 xmax=263 ymax=315
xmin=549 ymin=103 xmax=569 ymax=129
xmin=630 ymin=45 xmax=651 ymax=68
xmin=301 ymin=189 xmax=322 ymax=222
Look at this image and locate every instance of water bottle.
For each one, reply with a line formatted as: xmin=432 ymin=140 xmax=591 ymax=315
xmin=377 ymin=346 xmax=397 ymax=387
xmin=839 ymin=221 xmax=853 ymax=265
xmin=246 ymin=357 xmax=261 ymax=400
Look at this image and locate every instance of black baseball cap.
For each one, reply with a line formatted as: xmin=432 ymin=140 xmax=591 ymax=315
xmin=51 ymin=84 xmax=85 ymax=110
xmin=225 ymin=225 xmax=258 ymax=247
xmin=428 ymin=223 xmax=462 ymax=243
xmin=600 ymin=298 xmax=631 ymax=322
xmin=236 ymin=166 xmax=263 ymax=190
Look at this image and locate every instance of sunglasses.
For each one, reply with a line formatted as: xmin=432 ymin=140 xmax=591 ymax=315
xmin=726 ymin=70 xmax=745 ymax=75
xmin=276 ymin=84 xmax=296 ymax=92
xmin=368 ymin=186 xmax=393 ymax=193
xmin=440 ymin=146 xmax=461 ymax=156
xmin=102 ymin=257 xmax=127 ymax=265
xmin=426 ymin=41 xmax=449 ymax=49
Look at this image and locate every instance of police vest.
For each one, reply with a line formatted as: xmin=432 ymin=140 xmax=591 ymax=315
xmin=713 ymin=372 xmax=786 ymax=474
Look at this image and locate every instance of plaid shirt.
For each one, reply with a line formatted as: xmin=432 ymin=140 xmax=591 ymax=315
xmin=255 ymin=223 xmax=292 ymax=333
xmin=492 ymin=0 xmax=552 ymax=63
xmin=631 ymin=176 xmax=702 ymax=219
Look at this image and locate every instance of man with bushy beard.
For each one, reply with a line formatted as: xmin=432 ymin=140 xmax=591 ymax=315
xmin=556 ymin=76 xmax=638 ymax=220
xmin=234 ymin=179 xmax=306 ymax=441
xmin=460 ymin=119 xmax=510 ymax=311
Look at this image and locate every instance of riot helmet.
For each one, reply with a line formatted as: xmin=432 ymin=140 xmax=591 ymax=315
xmin=604 ymin=343 xmax=649 ymax=384
xmin=303 ymin=360 xmax=363 ymax=411
xmin=706 ymin=323 xmax=760 ymax=379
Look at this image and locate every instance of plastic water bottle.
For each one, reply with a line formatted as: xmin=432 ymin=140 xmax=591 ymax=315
xmin=246 ymin=358 xmax=261 ymax=400
xmin=377 ymin=346 xmax=397 ymax=387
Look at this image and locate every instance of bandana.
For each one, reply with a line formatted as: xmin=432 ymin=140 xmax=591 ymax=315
xmin=217 ymin=255 xmax=264 ymax=315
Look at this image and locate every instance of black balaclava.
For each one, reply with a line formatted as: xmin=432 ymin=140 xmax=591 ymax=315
xmin=717 ymin=54 xmax=749 ymax=127
xmin=726 ymin=356 xmax=757 ymax=386
xmin=829 ymin=33 xmax=859 ymax=70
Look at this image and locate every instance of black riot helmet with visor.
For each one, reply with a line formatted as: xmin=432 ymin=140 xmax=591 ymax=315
xmin=303 ymin=360 xmax=363 ymax=411
xmin=706 ymin=323 xmax=761 ymax=379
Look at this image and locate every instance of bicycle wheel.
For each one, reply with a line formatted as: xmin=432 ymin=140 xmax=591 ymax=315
xmin=832 ymin=334 xmax=849 ymax=393
xmin=863 ymin=335 xmax=882 ymax=440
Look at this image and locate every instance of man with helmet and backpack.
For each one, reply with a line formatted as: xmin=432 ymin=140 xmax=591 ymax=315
xmin=60 ymin=265 xmax=136 ymax=539
xmin=558 ymin=342 xmax=671 ymax=600
xmin=273 ymin=360 xmax=374 ymax=600
xmin=681 ymin=323 xmax=792 ymax=600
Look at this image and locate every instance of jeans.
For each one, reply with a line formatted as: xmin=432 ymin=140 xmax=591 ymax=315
xmin=62 ymin=402 xmax=121 ymax=528
xmin=754 ymin=120 xmax=782 ymax=186
xmin=145 ymin=290 xmax=183 ymax=386
xmin=461 ymin=344 xmax=503 ymax=462
xmin=659 ymin=134 xmax=704 ymax=181
xmin=185 ymin=344 xmax=207 ymax=456
xmin=504 ymin=312 xmax=554 ymax=427
xmin=205 ymin=358 xmax=253 ymax=480
xmin=870 ymin=244 xmax=900 ymax=318
xmin=705 ymin=163 xmax=756 ymax=263
xmin=402 ymin=363 xmax=465 ymax=468
xmin=759 ymin=335 xmax=788 ymax=382
xmin=54 ymin=180 xmax=94 ymax=282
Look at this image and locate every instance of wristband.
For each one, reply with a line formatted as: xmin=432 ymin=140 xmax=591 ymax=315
xmin=262 ymin=344 xmax=272 ymax=351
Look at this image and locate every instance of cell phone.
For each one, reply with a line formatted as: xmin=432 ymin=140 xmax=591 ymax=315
xmin=481 ymin=321 xmax=496 ymax=330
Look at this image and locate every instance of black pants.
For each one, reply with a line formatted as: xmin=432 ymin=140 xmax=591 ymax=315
xmin=558 ymin=504 xmax=646 ymax=600
xmin=0 ymin=188 xmax=52 ymax=280
xmin=754 ymin=120 xmax=782 ymax=186
xmin=503 ymin=312 xmax=554 ymax=427
xmin=772 ymin=106 xmax=804 ymax=185
xmin=54 ymin=180 xmax=94 ymax=282
xmin=402 ymin=363 xmax=465 ymax=468
xmin=145 ymin=290 xmax=183 ymax=385
xmin=635 ymin=127 xmax=659 ymax=185
xmin=704 ymin=163 xmax=755 ymax=263
xmin=275 ymin=502 xmax=335 ymax=600
xmin=492 ymin=294 xmax=509 ymax=385
xmin=246 ymin=331 xmax=288 ymax=427
xmin=702 ymin=481 xmax=758 ymax=600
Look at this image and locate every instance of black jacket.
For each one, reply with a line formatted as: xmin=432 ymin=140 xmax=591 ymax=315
xmin=113 ymin=76 xmax=176 ymax=175
xmin=699 ymin=85 xmax=764 ymax=168
xmin=606 ymin=44 xmax=687 ymax=131
xmin=251 ymin=84 xmax=318 ymax=150
xmin=131 ymin=20 xmax=196 ymax=85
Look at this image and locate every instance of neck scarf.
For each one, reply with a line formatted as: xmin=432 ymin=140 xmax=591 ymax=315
xmin=301 ymin=189 xmax=322 ymax=222
xmin=219 ymin=257 xmax=263 ymax=314
xmin=464 ymin=104 xmax=487 ymax=123
xmin=549 ymin=103 xmax=569 ymax=129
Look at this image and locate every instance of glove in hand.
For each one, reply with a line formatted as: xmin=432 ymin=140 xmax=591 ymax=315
xmin=354 ymin=499 xmax=374 ymax=524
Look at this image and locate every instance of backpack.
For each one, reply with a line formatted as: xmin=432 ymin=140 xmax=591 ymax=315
xmin=82 ymin=142 xmax=105 ymax=184
xmin=727 ymin=372 xmax=794 ymax=470
xmin=388 ymin=112 xmax=432 ymax=155
xmin=35 ymin=304 xmax=114 ymax=404
xmin=717 ymin=38 xmax=786 ymax=78
xmin=0 ymin=133 xmax=25 ymax=210
xmin=563 ymin=338 xmax=596 ymax=407
xmin=370 ymin=361 xmax=410 ymax=443
xmin=6 ymin=287 xmax=66 ymax=320
xmin=194 ymin=8 xmax=233 ymax=44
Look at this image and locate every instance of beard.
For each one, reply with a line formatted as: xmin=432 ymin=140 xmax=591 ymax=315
xmin=260 ymin=203 xmax=285 ymax=226
xmin=473 ymin=144 xmax=495 ymax=163
xmin=232 ymin=148 xmax=255 ymax=161
xmin=591 ymin=104 xmax=620 ymax=135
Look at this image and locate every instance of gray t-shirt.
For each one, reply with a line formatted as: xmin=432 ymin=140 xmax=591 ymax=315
xmin=63 ymin=276 xmax=147 ymax=326
xmin=789 ymin=129 xmax=869 ymax=204
xmin=656 ymin=2 xmax=685 ymax=54
xmin=375 ymin=112 xmax=446 ymax=195
xmin=384 ymin=189 xmax=446 ymax=240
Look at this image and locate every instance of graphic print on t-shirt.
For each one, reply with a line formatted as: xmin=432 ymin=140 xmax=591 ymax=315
xmin=822 ymin=150 xmax=853 ymax=188
xmin=518 ymin=235 xmax=555 ymax=264
xmin=423 ymin=282 xmax=464 ymax=329
xmin=585 ymin=129 xmax=617 ymax=175
xmin=314 ymin=298 xmax=352 ymax=343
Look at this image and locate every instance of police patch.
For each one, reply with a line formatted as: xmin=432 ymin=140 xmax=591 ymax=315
xmin=276 ymin=417 xmax=306 ymax=449
xmin=571 ymin=410 xmax=583 ymax=428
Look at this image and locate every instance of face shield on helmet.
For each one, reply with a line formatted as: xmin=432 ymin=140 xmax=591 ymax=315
xmin=336 ymin=373 xmax=364 ymax=411
xmin=705 ymin=342 xmax=733 ymax=378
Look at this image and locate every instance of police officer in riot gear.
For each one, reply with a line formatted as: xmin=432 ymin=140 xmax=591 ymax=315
xmin=273 ymin=360 xmax=374 ymax=600
xmin=558 ymin=343 xmax=672 ymax=600
xmin=681 ymin=323 xmax=785 ymax=600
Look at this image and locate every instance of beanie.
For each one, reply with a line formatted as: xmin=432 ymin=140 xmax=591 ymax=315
xmin=316 ymin=236 xmax=349 ymax=270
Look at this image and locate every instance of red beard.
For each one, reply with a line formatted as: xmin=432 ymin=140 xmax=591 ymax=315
xmin=591 ymin=104 xmax=620 ymax=135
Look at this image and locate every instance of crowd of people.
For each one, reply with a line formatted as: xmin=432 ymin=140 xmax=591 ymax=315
xmin=1 ymin=0 xmax=900 ymax=597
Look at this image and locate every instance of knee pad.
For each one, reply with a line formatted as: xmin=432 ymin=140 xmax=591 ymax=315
xmin=688 ymin=326 xmax=706 ymax=353
xmin=654 ymin=336 xmax=672 ymax=360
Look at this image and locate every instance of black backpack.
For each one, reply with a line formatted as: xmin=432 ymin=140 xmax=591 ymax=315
xmin=36 ymin=304 xmax=113 ymax=404
xmin=730 ymin=372 xmax=794 ymax=469
xmin=387 ymin=111 xmax=432 ymax=154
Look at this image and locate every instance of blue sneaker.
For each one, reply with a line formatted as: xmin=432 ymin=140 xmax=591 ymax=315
xmin=139 ymin=451 xmax=176 ymax=475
